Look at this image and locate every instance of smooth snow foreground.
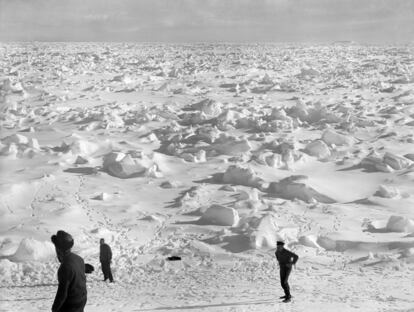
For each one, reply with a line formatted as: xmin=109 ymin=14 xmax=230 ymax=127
xmin=1 ymin=42 xmax=414 ymax=312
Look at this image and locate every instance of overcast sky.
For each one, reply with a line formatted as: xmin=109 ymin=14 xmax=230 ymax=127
xmin=0 ymin=0 xmax=413 ymax=43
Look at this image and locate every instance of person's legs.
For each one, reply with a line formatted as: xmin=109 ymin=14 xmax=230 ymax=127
xmin=279 ymin=268 xmax=286 ymax=298
xmin=101 ymin=261 xmax=108 ymax=281
xmin=107 ymin=263 xmax=114 ymax=282
xmin=280 ymin=265 xmax=292 ymax=299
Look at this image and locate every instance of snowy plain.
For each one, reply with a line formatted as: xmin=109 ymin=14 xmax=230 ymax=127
xmin=0 ymin=42 xmax=414 ymax=312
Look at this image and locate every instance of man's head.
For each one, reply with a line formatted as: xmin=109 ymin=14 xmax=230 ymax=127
xmin=276 ymin=240 xmax=285 ymax=251
xmin=51 ymin=230 xmax=74 ymax=262
xmin=100 ymin=238 xmax=105 ymax=245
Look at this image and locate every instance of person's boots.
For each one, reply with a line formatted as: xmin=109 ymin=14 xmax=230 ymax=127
xmin=279 ymin=296 xmax=286 ymax=299
xmin=282 ymin=296 xmax=291 ymax=303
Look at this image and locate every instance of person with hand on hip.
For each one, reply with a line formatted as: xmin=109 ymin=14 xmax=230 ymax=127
xmin=275 ymin=240 xmax=299 ymax=303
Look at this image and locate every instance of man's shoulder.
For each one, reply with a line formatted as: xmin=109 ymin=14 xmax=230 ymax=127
xmin=286 ymin=249 xmax=298 ymax=257
xmin=64 ymin=252 xmax=84 ymax=265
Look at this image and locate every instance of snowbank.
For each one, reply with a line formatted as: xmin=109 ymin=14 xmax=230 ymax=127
xmin=0 ymin=259 xmax=19 ymax=283
xmin=360 ymin=152 xmax=412 ymax=172
xmin=383 ymin=152 xmax=412 ymax=170
xmin=0 ymin=134 xmax=41 ymax=158
xmin=298 ymin=235 xmax=323 ymax=249
xmin=304 ymin=140 xmax=331 ymax=159
xmin=70 ymin=138 xmax=112 ymax=157
xmin=102 ymin=152 xmax=163 ymax=179
xmin=212 ymin=134 xmax=251 ymax=156
xmin=188 ymin=99 xmax=222 ymax=117
xmin=374 ymin=185 xmax=400 ymax=198
xmin=386 ymin=216 xmax=414 ymax=233
xmin=267 ymin=176 xmax=335 ymax=203
xmin=222 ymin=165 xmax=263 ymax=188
xmin=249 ymin=214 xmax=279 ymax=248
xmin=199 ymin=204 xmax=239 ymax=226
xmin=321 ymin=129 xmax=355 ymax=146
xmin=11 ymin=238 xmax=55 ymax=262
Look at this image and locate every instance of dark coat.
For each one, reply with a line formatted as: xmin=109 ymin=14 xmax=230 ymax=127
xmin=84 ymin=263 xmax=94 ymax=274
xmin=99 ymin=243 xmax=112 ymax=263
xmin=52 ymin=252 xmax=87 ymax=312
xmin=275 ymin=248 xmax=299 ymax=267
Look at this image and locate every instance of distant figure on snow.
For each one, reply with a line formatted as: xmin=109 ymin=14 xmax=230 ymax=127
xmin=99 ymin=238 xmax=114 ymax=283
xmin=51 ymin=230 xmax=87 ymax=312
xmin=275 ymin=241 xmax=298 ymax=303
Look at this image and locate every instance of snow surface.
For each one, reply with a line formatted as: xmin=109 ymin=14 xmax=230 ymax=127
xmin=1 ymin=42 xmax=414 ymax=311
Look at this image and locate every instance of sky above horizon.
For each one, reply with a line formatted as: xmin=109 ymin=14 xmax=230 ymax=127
xmin=0 ymin=0 xmax=413 ymax=43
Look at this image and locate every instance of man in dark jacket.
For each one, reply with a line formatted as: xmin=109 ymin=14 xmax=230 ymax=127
xmin=99 ymin=238 xmax=114 ymax=282
xmin=51 ymin=230 xmax=87 ymax=312
xmin=275 ymin=241 xmax=298 ymax=303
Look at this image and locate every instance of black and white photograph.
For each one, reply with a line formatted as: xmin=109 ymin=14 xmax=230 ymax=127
xmin=0 ymin=1 xmax=414 ymax=311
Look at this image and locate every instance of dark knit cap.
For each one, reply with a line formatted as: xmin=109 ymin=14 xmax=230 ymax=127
xmin=276 ymin=241 xmax=285 ymax=246
xmin=51 ymin=230 xmax=74 ymax=251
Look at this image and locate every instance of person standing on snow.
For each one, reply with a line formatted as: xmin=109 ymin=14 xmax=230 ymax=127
xmin=275 ymin=241 xmax=298 ymax=303
xmin=51 ymin=230 xmax=87 ymax=312
xmin=99 ymin=238 xmax=114 ymax=283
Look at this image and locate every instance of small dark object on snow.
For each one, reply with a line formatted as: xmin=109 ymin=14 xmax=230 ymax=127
xmin=85 ymin=263 xmax=94 ymax=274
xmin=166 ymin=256 xmax=181 ymax=261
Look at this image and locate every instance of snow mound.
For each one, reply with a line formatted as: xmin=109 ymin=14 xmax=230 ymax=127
xmin=179 ymin=111 xmax=209 ymax=125
xmin=250 ymin=214 xmax=279 ymax=248
xmin=181 ymin=150 xmax=206 ymax=163
xmin=91 ymin=192 xmax=111 ymax=201
xmin=360 ymin=152 xmax=412 ymax=172
xmin=160 ymin=180 xmax=183 ymax=189
xmin=269 ymin=108 xmax=289 ymax=120
xmin=0 ymin=259 xmax=18 ymax=283
xmin=286 ymin=100 xmax=341 ymax=124
xmin=374 ymin=185 xmax=400 ymax=198
xmin=215 ymin=109 xmax=247 ymax=130
xmin=188 ymin=99 xmax=222 ymax=117
xmin=0 ymin=182 xmax=40 ymax=220
xmin=360 ymin=153 xmax=394 ymax=172
xmin=194 ymin=125 xmax=221 ymax=143
xmin=199 ymin=204 xmax=239 ymax=226
xmin=321 ymin=129 xmax=355 ymax=146
xmin=386 ymin=216 xmax=414 ymax=233
xmin=103 ymin=112 xmax=125 ymax=129
xmin=140 ymin=215 xmax=164 ymax=223
xmin=11 ymin=238 xmax=55 ymax=262
xmin=237 ymin=188 xmax=260 ymax=201
xmin=70 ymin=138 xmax=112 ymax=157
xmin=255 ymin=152 xmax=284 ymax=168
xmin=239 ymin=214 xmax=299 ymax=249
xmin=222 ymin=165 xmax=263 ymax=188
xmin=267 ymin=176 xmax=335 ymax=203
xmin=187 ymin=240 xmax=217 ymax=255
xmin=298 ymin=235 xmax=323 ymax=249
xmin=304 ymin=140 xmax=331 ymax=159
xmin=139 ymin=132 xmax=159 ymax=144
xmin=383 ymin=152 xmax=412 ymax=170
xmin=0 ymin=134 xmax=41 ymax=158
xmin=212 ymin=134 xmax=251 ymax=155
xmin=2 ymin=134 xmax=29 ymax=145
xmin=102 ymin=152 xmax=163 ymax=179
